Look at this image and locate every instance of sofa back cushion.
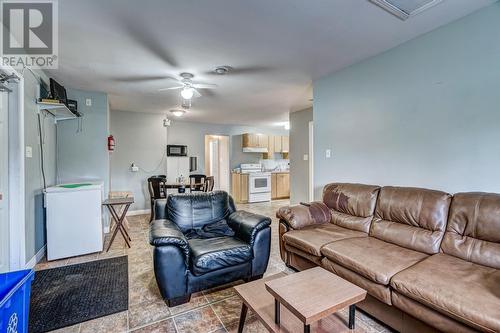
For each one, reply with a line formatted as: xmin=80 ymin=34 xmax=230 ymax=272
xmin=371 ymin=186 xmax=451 ymax=254
xmin=167 ymin=191 xmax=236 ymax=233
xmin=441 ymin=192 xmax=500 ymax=269
xmin=323 ymin=183 xmax=381 ymax=233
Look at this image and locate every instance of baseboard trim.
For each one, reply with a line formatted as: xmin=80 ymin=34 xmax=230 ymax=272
xmin=127 ymin=209 xmax=150 ymax=216
xmin=25 ymin=245 xmax=46 ymax=269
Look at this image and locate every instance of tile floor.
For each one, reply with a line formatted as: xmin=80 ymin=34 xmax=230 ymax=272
xmin=35 ymin=199 xmax=392 ymax=333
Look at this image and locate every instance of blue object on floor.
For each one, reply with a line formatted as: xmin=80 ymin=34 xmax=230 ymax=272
xmin=0 ymin=269 xmax=35 ymax=333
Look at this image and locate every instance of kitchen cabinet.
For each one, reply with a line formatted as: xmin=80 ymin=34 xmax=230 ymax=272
xmin=274 ymin=136 xmax=283 ymax=153
xmin=262 ymin=135 xmax=290 ymax=159
xmin=231 ymin=173 xmax=249 ymax=203
xmin=263 ymin=136 xmax=275 ymax=159
xmin=271 ymin=172 xmax=290 ymax=199
xmin=281 ymin=136 xmax=289 ymax=153
xmin=271 ymin=174 xmax=277 ymax=198
xmin=242 ymin=133 xmax=268 ymax=149
xmin=243 ymin=133 xmax=288 ymax=157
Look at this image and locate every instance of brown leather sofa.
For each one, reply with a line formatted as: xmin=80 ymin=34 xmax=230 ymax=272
xmin=277 ymin=183 xmax=500 ymax=333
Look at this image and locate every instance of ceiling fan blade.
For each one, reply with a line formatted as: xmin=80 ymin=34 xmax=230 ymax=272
xmin=111 ymin=75 xmax=174 ymax=83
xmin=206 ymin=66 xmax=272 ymax=76
xmin=158 ymin=85 xmax=184 ymax=91
xmin=121 ymin=20 xmax=178 ymax=68
xmin=196 ymin=88 xmax=216 ymax=97
xmin=193 ymin=89 xmax=202 ymax=98
xmin=192 ymin=83 xmax=218 ymax=89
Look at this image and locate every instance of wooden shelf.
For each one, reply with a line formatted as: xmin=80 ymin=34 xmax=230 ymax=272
xmin=36 ymin=101 xmax=80 ymax=121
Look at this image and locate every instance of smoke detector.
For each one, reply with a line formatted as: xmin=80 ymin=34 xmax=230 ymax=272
xmin=370 ymin=0 xmax=443 ymax=20
xmin=213 ymin=66 xmax=232 ymax=75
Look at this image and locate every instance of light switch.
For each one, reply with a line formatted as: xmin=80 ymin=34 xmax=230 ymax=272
xmin=25 ymin=146 xmax=32 ymax=158
xmin=303 ymin=154 xmax=309 ymax=161
xmin=325 ymin=149 xmax=331 ymax=158
xmin=85 ymin=98 xmax=92 ymax=106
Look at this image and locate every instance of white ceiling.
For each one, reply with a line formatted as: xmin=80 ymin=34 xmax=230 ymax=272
xmin=47 ymin=0 xmax=495 ymax=126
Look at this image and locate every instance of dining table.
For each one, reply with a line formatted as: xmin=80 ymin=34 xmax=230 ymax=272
xmin=161 ymin=182 xmax=205 ymax=192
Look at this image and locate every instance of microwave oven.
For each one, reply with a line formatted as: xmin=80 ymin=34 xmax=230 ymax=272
xmin=167 ymin=145 xmax=187 ymax=156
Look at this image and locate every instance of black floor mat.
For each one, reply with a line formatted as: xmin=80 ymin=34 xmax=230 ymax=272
xmin=29 ymin=256 xmax=128 ymax=333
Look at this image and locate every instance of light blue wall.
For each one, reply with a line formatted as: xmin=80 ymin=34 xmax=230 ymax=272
xmin=110 ymin=110 xmax=288 ymax=210
xmin=57 ymin=89 xmax=110 ymax=197
xmin=290 ymin=108 xmax=313 ymax=204
xmin=24 ymin=71 xmax=57 ymax=261
xmin=313 ymin=3 xmax=500 ymax=198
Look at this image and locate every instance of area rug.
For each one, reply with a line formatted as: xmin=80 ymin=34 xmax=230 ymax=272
xmin=29 ymin=256 xmax=128 ymax=333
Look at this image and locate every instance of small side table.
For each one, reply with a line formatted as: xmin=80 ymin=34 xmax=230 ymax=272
xmin=103 ymin=197 xmax=134 ymax=252
xmin=264 ymin=267 xmax=366 ymax=332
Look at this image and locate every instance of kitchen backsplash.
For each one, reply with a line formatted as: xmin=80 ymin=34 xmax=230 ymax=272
xmin=260 ymin=158 xmax=289 ymax=171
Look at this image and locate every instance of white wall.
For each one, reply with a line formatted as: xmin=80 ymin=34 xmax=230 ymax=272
xmin=110 ymin=110 xmax=288 ymax=211
xmin=313 ymin=3 xmax=500 ymax=198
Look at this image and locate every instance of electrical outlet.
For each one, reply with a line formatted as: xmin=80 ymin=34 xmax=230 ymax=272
xmin=325 ymin=149 xmax=331 ymax=158
xmin=303 ymin=154 xmax=309 ymax=161
xmin=85 ymin=98 xmax=92 ymax=106
xmin=25 ymin=146 xmax=32 ymax=158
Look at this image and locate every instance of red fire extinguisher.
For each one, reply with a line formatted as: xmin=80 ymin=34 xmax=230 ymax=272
xmin=108 ymin=135 xmax=115 ymax=151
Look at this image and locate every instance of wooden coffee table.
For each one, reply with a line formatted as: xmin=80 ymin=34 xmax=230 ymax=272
xmin=234 ymin=267 xmax=366 ymax=333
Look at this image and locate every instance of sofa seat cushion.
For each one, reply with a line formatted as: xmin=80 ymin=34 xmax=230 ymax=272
xmin=283 ymin=223 xmax=367 ymax=257
xmin=321 ymin=237 xmax=428 ymax=285
xmin=322 ymin=258 xmax=392 ymax=305
xmin=285 ymin=244 xmax=323 ymax=266
xmin=188 ymin=237 xmax=252 ymax=276
xmin=391 ymin=253 xmax=500 ymax=333
xmin=392 ymin=292 xmax=480 ymax=333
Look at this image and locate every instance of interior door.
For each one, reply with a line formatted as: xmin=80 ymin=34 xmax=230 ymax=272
xmin=0 ymin=91 xmax=9 ymax=273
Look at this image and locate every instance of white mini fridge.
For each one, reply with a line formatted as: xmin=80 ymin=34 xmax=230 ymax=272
xmin=45 ymin=182 xmax=104 ymax=260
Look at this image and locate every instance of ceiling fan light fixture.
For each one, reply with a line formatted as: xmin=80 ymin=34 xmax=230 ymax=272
xmin=170 ymin=109 xmax=186 ymax=117
xmin=181 ymin=87 xmax=194 ymax=99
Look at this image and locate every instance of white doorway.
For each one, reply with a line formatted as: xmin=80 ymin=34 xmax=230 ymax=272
xmin=204 ymin=135 xmax=230 ymax=192
xmin=0 ymin=89 xmax=9 ymax=272
xmin=0 ymin=66 xmax=25 ymax=272
xmin=309 ymin=121 xmax=314 ymax=202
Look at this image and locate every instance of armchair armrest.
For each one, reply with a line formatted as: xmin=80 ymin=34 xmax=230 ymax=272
xmin=276 ymin=201 xmax=331 ymax=230
xmin=149 ymin=219 xmax=189 ymax=259
xmin=149 ymin=219 xmax=190 ymax=304
xmin=153 ymin=199 xmax=168 ymax=220
xmin=227 ymin=211 xmax=271 ymax=245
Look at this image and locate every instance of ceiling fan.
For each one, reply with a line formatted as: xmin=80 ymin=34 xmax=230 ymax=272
xmin=158 ymin=72 xmax=217 ymax=99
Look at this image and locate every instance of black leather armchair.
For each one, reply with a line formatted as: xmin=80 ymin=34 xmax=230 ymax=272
xmin=149 ymin=191 xmax=272 ymax=306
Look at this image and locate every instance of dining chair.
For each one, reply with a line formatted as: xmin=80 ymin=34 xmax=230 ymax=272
xmin=147 ymin=176 xmax=167 ymax=222
xmin=203 ymin=176 xmax=215 ymax=192
xmin=189 ymin=174 xmax=206 ymax=192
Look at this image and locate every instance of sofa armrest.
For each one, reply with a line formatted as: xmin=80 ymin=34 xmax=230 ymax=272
xmin=153 ymin=199 xmax=168 ymax=220
xmin=227 ymin=211 xmax=271 ymax=245
xmin=276 ymin=201 xmax=331 ymax=230
xmin=149 ymin=219 xmax=189 ymax=259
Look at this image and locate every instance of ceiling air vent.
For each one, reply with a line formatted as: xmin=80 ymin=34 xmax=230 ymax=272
xmin=370 ymin=0 xmax=443 ymax=20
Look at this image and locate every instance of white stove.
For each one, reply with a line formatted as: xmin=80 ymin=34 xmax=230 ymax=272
xmin=240 ymin=164 xmax=271 ymax=203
